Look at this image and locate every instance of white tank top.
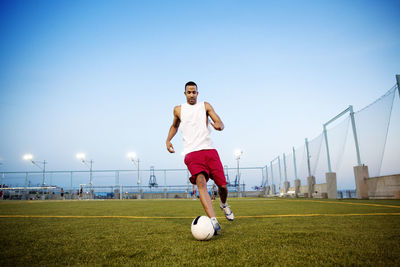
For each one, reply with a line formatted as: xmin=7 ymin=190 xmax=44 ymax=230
xmin=180 ymin=101 xmax=214 ymax=155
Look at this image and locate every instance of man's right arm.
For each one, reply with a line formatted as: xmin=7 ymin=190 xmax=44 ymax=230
xmin=166 ymin=106 xmax=181 ymax=153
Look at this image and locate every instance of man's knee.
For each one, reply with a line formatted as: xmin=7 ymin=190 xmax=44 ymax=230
xmin=218 ymin=184 xmax=227 ymax=191
xmin=195 ymin=173 xmax=207 ymax=188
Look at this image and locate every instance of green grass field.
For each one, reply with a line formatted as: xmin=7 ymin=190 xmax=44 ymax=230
xmin=1 ymin=198 xmax=400 ymax=266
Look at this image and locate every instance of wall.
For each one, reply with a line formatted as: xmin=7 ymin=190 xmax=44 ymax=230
xmin=367 ymin=174 xmax=400 ymax=199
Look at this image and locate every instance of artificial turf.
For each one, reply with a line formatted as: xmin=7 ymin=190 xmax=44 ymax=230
xmin=0 ymin=198 xmax=399 ymax=266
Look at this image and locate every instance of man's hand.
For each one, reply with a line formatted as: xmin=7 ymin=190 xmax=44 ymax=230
xmin=166 ymin=141 xmax=175 ymax=153
xmin=210 ymin=121 xmax=224 ymax=131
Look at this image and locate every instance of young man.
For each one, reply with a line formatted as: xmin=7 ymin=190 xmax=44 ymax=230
xmin=166 ymin=81 xmax=234 ymax=235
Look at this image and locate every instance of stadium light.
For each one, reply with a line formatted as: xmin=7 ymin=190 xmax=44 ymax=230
xmin=23 ymin=153 xmax=47 ymax=186
xmin=76 ymin=152 xmax=94 ymax=198
xmin=234 ymin=149 xmax=243 ymax=197
xmin=23 ymin=154 xmax=33 ymax=161
xmin=127 ymin=151 xmax=141 ymax=199
xmin=76 ymin=153 xmax=86 ymax=161
xmin=234 ymin=149 xmax=243 ymax=160
xmin=127 ymin=152 xmax=137 ymax=161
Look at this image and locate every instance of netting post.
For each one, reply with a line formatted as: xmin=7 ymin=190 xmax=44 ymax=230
xmin=323 ymin=124 xmax=332 ymax=172
xmin=270 ymin=161 xmax=274 ymax=184
xmin=292 ymin=147 xmax=298 ymax=180
xmin=278 ymin=156 xmax=282 ymax=185
xmin=1 ymin=173 xmax=4 ymax=200
xmin=305 ymin=138 xmax=312 ymax=177
xmin=163 ymin=170 xmax=167 ymax=199
xmin=283 ymin=153 xmax=287 ymax=182
xmin=24 ymin=172 xmax=28 ymax=189
xmin=115 ymin=171 xmax=120 ymax=200
xmin=115 ymin=171 xmax=119 ymax=186
xmin=349 ymin=105 xmax=362 ymax=166
xmin=265 ymin=165 xmax=269 ymax=186
xmin=396 ymin=74 xmax=400 ymax=97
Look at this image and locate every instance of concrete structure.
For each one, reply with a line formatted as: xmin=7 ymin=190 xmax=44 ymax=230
xmin=299 ymin=185 xmax=308 ymax=197
xmin=326 ymin=172 xmax=337 ymax=199
xmin=313 ymin=183 xmax=327 ymax=198
xmin=307 ymin=176 xmax=315 ymax=198
xmin=270 ymin=184 xmax=276 ymax=196
xmin=294 ymin=179 xmax=301 ymax=196
xmin=283 ymin=181 xmax=290 ymax=193
xmin=367 ymin=174 xmax=400 ymax=199
xmin=264 ymin=185 xmax=270 ymax=195
xmin=354 ymin=165 xmax=369 ymax=199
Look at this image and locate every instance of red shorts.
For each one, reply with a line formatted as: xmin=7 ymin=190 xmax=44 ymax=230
xmin=184 ymin=149 xmax=227 ymax=186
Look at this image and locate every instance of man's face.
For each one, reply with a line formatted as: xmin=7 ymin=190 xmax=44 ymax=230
xmin=184 ymin=85 xmax=198 ymax=105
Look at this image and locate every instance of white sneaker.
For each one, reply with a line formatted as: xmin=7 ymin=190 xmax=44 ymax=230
xmin=220 ymin=202 xmax=234 ymax=221
xmin=211 ymin=217 xmax=221 ymax=235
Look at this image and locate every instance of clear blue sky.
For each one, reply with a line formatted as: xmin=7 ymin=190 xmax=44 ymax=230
xmin=0 ymin=0 xmax=399 ymax=181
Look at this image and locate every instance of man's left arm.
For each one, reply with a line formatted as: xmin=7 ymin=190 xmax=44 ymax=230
xmin=205 ymin=102 xmax=224 ymax=131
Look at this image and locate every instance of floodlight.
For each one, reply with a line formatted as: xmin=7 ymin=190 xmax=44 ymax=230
xmin=76 ymin=153 xmax=86 ymax=160
xmin=234 ymin=149 xmax=243 ymax=159
xmin=127 ymin=152 xmax=137 ymax=160
xmin=23 ymin=154 xmax=33 ymax=161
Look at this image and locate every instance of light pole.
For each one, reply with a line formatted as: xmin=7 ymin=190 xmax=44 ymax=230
xmin=234 ymin=149 xmax=243 ymax=197
xmin=23 ymin=154 xmax=47 ymax=186
xmin=76 ymin=153 xmax=94 ymax=198
xmin=127 ymin=152 xmax=141 ymax=199
xmin=0 ymin=163 xmax=3 ymax=200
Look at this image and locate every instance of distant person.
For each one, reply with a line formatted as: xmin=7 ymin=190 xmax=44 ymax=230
xmin=212 ymin=183 xmax=217 ymax=200
xmin=60 ymin=188 xmax=64 ymax=199
xmin=192 ymin=184 xmax=197 ymax=200
xmin=166 ymin=81 xmax=234 ymax=235
xmin=79 ymin=187 xmax=83 ymax=200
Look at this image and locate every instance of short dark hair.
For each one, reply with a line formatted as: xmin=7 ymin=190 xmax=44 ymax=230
xmin=185 ymin=81 xmax=197 ymax=91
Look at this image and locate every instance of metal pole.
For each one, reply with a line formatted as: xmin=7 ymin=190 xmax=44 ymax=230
xmin=89 ymin=160 xmax=93 ymax=198
xmin=278 ymin=156 xmax=282 ymax=185
xmin=283 ymin=153 xmax=287 ymax=182
xmin=236 ymin=158 xmax=240 ymax=197
xmin=115 ymin=171 xmax=119 ymax=186
xmin=164 ymin=170 xmax=166 ymax=188
xmin=42 ymin=160 xmax=47 ymax=186
xmin=89 ymin=161 xmax=93 ymax=186
xmin=292 ymin=147 xmax=298 ymax=180
xmin=270 ymin=161 xmax=274 ymax=185
xmin=1 ymin=173 xmax=4 ymax=200
xmin=137 ymin=159 xmax=141 ymax=199
xmin=261 ymin=168 xmax=265 ymax=187
xmin=396 ymin=74 xmax=400 ymax=97
xmin=265 ymin=165 xmax=269 ymax=186
xmin=70 ymin=171 xmax=73 ymax=190
xmin=323 ymin=125 xmax=332 ymax=172
xmin=349 ymin=105 xmax=362 ymax=166
xmin=24 ymin=172 xmax=28 ymax=189
xmin=305 ymin=138 xmax=312 ymax=177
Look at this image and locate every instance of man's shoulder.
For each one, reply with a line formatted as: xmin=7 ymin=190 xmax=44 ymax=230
xmin=173 ymin=105 xmax=181 ymax=117
xmin=204 ymin=101 xmax=213 ymax=110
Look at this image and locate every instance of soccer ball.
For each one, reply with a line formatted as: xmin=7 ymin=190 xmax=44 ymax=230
xmin=191 ymin=216 xmax=215 ymax=241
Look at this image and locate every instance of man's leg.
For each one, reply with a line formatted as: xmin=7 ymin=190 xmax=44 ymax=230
xmin=195 ymin=173 xmax=215 ymax=218
xmin=218 ymin=184 xmax=228 ymax=204
xmin=218 ymin=184 xmax=234 ymax=221
xmin=195 ymin=173 xmax=221 ymax=234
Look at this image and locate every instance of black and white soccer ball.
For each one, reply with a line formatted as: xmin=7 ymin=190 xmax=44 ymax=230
xmin=191 ymin=216 xmax=215 ymax=241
